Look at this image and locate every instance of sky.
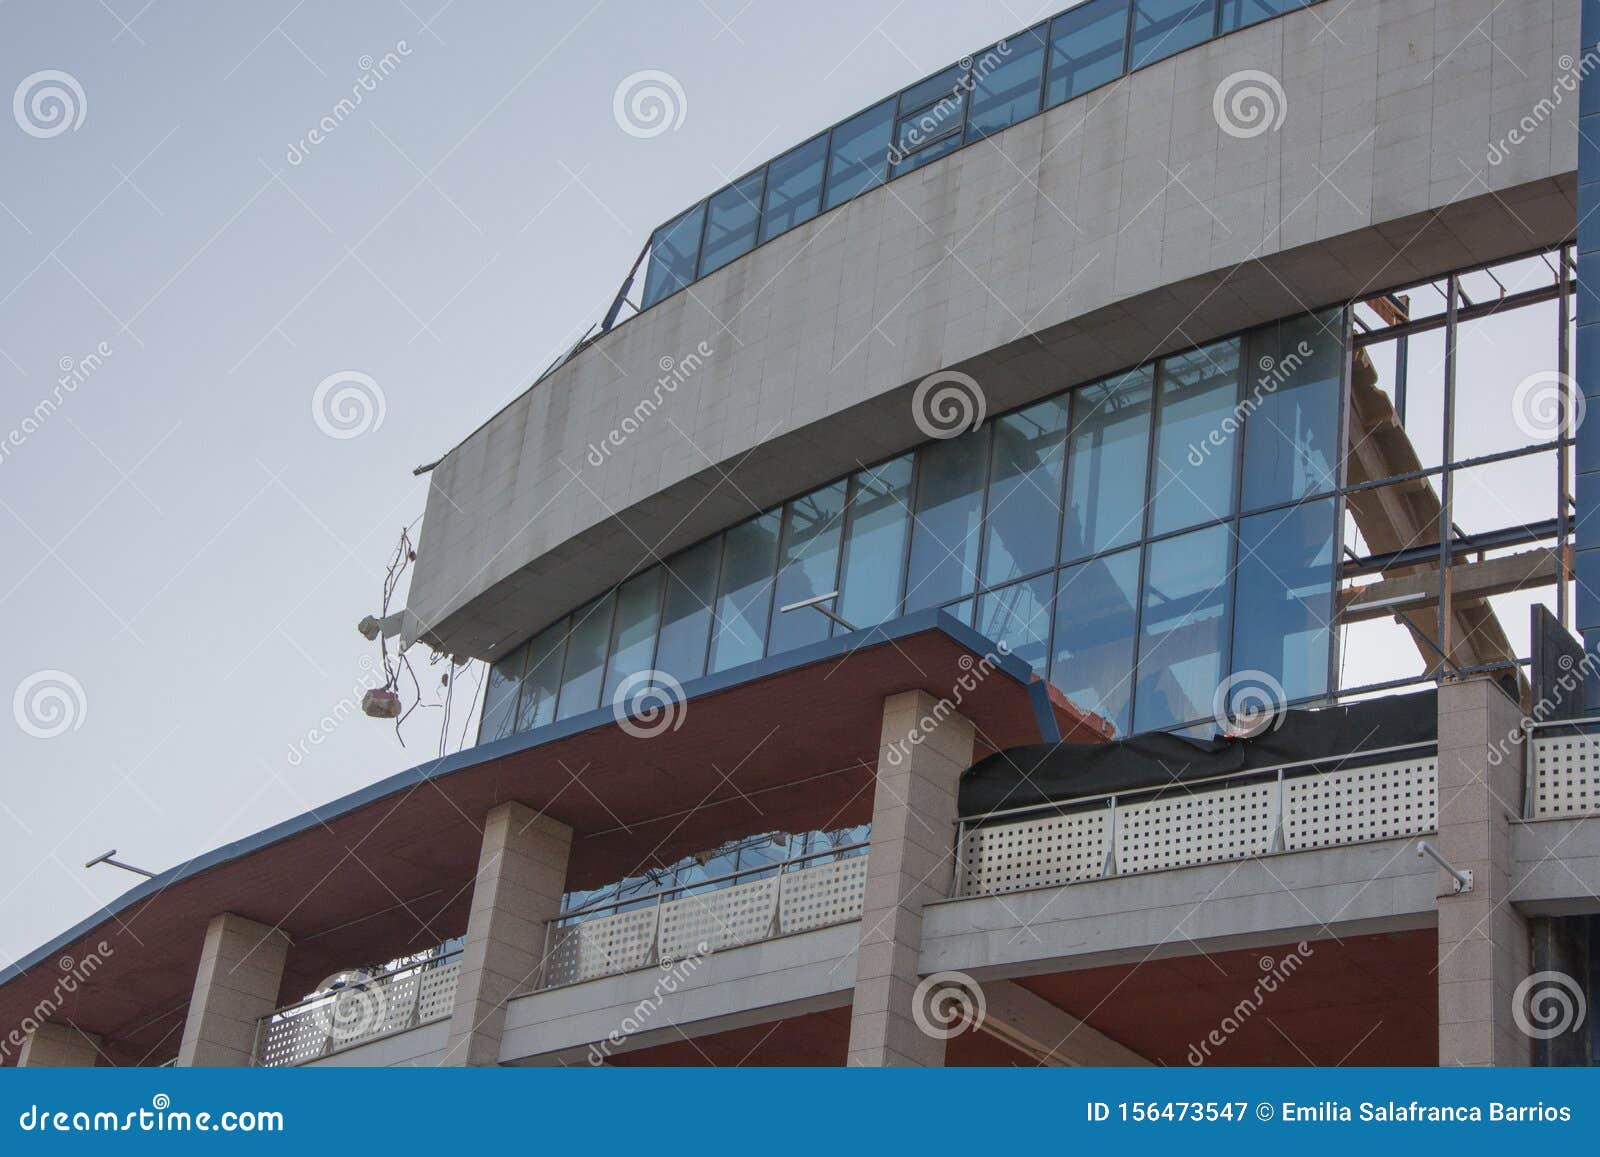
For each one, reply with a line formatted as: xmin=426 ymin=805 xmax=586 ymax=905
xmin=0 ymin=1 xmax=1571 ymax=969
xmin=0 ymin=0 xmax=1072 ymax=965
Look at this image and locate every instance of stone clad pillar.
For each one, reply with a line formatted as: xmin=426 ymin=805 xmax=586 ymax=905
xmin=17 ymin=1023 xmax=102 ymax=1067
xmin=177 ymin=912 xmax=290 ymax=1066
xmin=1435 ymin=675 xmax=1532 ymax=1066
xmin=847 ymin=689 xmax=975 ymax=1066
xmin=443 ymin=801 xmax=572 ymax=1066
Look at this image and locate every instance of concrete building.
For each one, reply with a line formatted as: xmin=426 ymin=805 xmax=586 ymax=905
xmin=5 ymin=0 xmax=1600 ymax=1067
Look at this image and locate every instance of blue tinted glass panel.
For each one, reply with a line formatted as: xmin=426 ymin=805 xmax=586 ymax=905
xmin=1219 ymin=0 xmax=1301 ymax=32
xmin=769 ymin=480 xmax=848 ymax=654
xmin=890 ymin=121 xmax=964 ymax=176
xmin=1062 ymin=367 xmax=1153 ymax=562
xmin=943 ymin=597 xmax=975 ymax=626
xmin=906 ymin=428 xmax=991 ymax=611
xmin=479 ymin=643 xmax=525 ymax=742
xmin=1241 ymin=311 xmax=1342 ymax=510
xmin=891 ymin=65 xmax=967 ymax=177
xmin=640 ymin=203 xmax=706 ymax=309
xmin=984 ymin=396 xmax=1068 ymax=585
xmin=825 ymin=100 xmax=894 ymax=209
xmin=516 ymin=622 xmax=566 ymax=731
xmin=1134 ymin=524 xmax=1231 ymax=733
xmin=556 ymin=593 xmax=617 ymax=720
xmin=1052 ymin=547 xmax=1139 ymax=735
xmin=602 ymin=567 xmax=663 ymax=705
xmin=1151 ymin=339 xmax=1241 ymax=535
xmin=966 ymin=28 xmax=1048 ymax=141
xmin=1047 ymin=0 xmax=1129 ymax=105
xmin=1232 ymin=498 xmax=1335 ymax=705
xmin=1129 ymin=0 xmax=1214 ymax=70
xmin=838 ymin=455 xmax=913 ymax=628
xmin=977 ymin=575 xmax=1055 ymax=674
xmin=760 ymin=135 xmax=827 ymax=241
xmin=699 ymin=171 xmax=764 ymax=277
xmin=900 ymin=64 xmax=968 ymax=114
xmin=655 ymin=536 xmax=720 ymax=684
xmin=708 ymin=512 xmax=781 ymax=673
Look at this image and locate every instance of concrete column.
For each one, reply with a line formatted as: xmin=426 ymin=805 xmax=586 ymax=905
xmin=1435 ymin=676 xmax=1532 ymax=1066
xmin=847 ymin=689 xmax=974 ymax=1067
xmin=17 ymin=1023 xmax=101 ymax=1067
xmin=443 ymin=801 xmax=572 ymax=1066
xmin=177 ymin=912 xmax=290 ymax=1067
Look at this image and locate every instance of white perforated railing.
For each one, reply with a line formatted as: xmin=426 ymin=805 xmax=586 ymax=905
xmin=253 ymin=951 xmax=461 ymax=1067
xmin=954 ymin=750 xmax=1439 ymax=898
xmin=540 ymin=846 xmax=869 ymax=989
xmin=1529 ymin=725 xmax=1600 ymax=817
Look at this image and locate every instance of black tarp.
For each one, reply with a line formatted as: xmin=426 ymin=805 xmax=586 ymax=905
xmin=959 ymin=689 xmax=1438 ymax=818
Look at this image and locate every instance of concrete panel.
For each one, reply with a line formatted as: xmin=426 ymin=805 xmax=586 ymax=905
xmin=920 ymin=838 xmax=1436 ymax=980
xmin=1513 ymin=816 xmax=1600 ymax=913
xmin=407 ymin=0 xmax=1582 ymax=660
xmin=498 ymin=921 xmax=858 ymax=1065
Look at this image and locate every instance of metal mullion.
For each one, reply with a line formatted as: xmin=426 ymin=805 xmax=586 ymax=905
xmin=700 ymin=531 xmax=731 ymax=677
xmin=1437 ymin=273 xmax=1459 ymax=678
xmin=1221 ymin=330 xmax=1251 ymax=692
xmin=763 ymin=500 xmax=797 ymax=652
xmin=898 ymin=449 xmax=925 ymax=618
xmin=1128 ymin=355 xmax=1168 ymax=731
xmin=1559 ymin=242 xmax=1573 ymax=629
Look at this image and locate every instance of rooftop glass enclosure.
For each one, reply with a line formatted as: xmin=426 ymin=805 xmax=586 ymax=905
xmin=481 ymin=308 xmax=1347 ymax=744
xmin=634 ymin=0 xmax=1319 ymax=312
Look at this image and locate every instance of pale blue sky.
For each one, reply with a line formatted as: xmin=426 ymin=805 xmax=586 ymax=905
xmin=0 ymin=0 xmax=1063 ymax=963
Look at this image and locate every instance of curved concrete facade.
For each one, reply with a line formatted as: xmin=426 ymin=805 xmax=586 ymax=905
xmin=409 ymin=0 xmax=1579 ymax=660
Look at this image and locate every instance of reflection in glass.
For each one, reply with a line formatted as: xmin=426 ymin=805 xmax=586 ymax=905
xmin=1219 ymin=0 xmax=1302 ymax=33
xmin=517 ymin=622 xmax=566 ymax=732
xmin=698 ymin=172 xmax=764 ymax=277
xmin=1135 ymin=525 xmax=1231 ymax=733
xmin=965 ymin=27 xmax=1048 ymax=141
xmin=1241 ymin=312 xmax=1341 ymax=510
xmin=1052 ymin=548 xmax=1139 ymax=736
xmin=1047 ymin=0 xmax=1129 ymax=106
xmin=1232 ymin=498 xmax=1335 ymax=704
xmin=760 ymin=135 xmax=827 ymax=241
xmin=602 ymin=568 xmax=663 ymax=705
xmin=769 ymin=481 xmax=848 ymax=654
xmin=654 ymin=536 xmax=720 ymax=684
xmin=641 ymin=203 xmax=706 ymax=309
xmin=480 ymin=644 xmax=524 ymax=742
xmin=906 ymin=427 xmax=991 ymax=611
xmin=1129 ymin=0 xmax=1215 ymax=70
xmin=1151 ymin=340 xmax=1241 ymax=535
xmin=977 ymin=575 xmax=1055 ymax=673
xmin=825 ymin=100 xmax=894 ymax=209
xmin=556 ymin=593 xmax=617 ymax=720
xmin=838 ymin=456 xmax=913 ymax=628
xmin=708 ymin=513 xmax=781 ymax=673
xmin=1062 ymin=367 xmax=1153 ymax=561
xmin=985 ymin=396 xmax=1068 ymax=585
xmin=891 ymin=64 xmax=968 ymax=177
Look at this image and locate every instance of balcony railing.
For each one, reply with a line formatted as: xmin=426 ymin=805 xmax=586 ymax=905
xmin=953 ymin=747 xmax=1440 ymax=899
xmin=539 ymin=844 xmax=869 ymax=990
xmin=253 ymin=949 xmax=462 ymax=1067
xmin=1529 ymin=719 xmax=1600 ymax=818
